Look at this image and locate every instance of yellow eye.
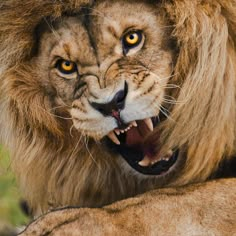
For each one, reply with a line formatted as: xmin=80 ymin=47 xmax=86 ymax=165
xmin=125 ymin=33 xmax=139 ymax=45
xmin=61 ymin=61 xmax=74 ymax=71
xmin=122 ymin=30 xmax=143 ymax=54
xmin=56 ymin=59 xmax=77 ymax=74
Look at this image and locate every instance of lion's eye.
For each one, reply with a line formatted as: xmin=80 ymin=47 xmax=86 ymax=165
xmin=125 ymin=33 xmax=139 ymax=45
xmin=56 ymin=59 xmax=77 ymax=75
xmin=122 ymin=31 xmax=144 ymax=54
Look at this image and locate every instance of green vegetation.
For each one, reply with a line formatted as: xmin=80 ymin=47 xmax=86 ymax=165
xmin=0 ymin=146 xmax=29 ymax=226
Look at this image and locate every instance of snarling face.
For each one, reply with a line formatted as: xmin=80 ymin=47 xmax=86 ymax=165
xmin=35 ymin=0 xmax=178 ymax=176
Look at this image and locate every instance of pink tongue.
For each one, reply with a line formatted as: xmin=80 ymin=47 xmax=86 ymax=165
xmin=126 ymin=120 xmax=151 ymax=147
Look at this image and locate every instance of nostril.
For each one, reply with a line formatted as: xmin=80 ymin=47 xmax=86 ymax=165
xmin=116 ymin=91 xmax=126 ymax=104
xmin=90 ymin=82 xmax=128 ymax=115
xmin=114 ymin=82 xmax=128 ymax=109
xmin=98 ymin=107 xmax=105 ymax=113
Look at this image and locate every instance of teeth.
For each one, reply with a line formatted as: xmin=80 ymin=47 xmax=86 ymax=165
xmin=138 ymin=156 xmax=152 ymax=167
xmin=161 ymin=157 xmax=170 ymax=161
xmin=144 ymin=118 xmax=153 ymax=132
xmin=138 ymin=150 xmax=174 ymax=167
xmin=161 ymin=150 xmax=173 ymax=161
xmin=151 ymin=160 xmax=158 ymax=165
xmin=114 ymin=129 xmax=120 ymax=135
xmin=125 ymin=127 xmax=130 ymax=131
xmin=107 ymin=131 xmax=120 ymax=145
xmin=111 ymin=120 xmax=137 ymax=138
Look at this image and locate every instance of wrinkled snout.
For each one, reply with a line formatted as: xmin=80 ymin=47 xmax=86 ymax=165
xmin=90 ymin=81 xmax=128 ymax=116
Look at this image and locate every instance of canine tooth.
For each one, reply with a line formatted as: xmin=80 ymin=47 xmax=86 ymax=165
xmin=108 ymin=131 xmax=120 ymax=145
xmin=114 ymin=129 xmax=120 ymax=135
xmin=167 ymin=150 xmax=173 ymax=156
xmin=120 ymin=130 xmax=125 ymax=133
xmin=132 ymin=121 xmax=137 ymax=127
xmin=161 ymin=150 xmax=173 ymax=161
xmin=138 ymin=156 xmax=152 ymax=167
xmin=144 ymin=118 xmax=153 ymax=131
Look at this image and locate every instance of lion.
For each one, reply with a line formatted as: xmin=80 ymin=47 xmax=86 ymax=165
xmin=19 ymin=179 xmax=236 ymax=235
xmin=0 ymin=0 xmax=236 ymax=234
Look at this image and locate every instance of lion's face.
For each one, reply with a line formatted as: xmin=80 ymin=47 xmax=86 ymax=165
xmin=33 ymin=1 xmax=178 ymax=176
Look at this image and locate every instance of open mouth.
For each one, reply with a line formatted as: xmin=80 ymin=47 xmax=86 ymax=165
xmin=105 ymin=117 xmax=179 ymax=175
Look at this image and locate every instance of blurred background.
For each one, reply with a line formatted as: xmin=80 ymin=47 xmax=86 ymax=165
xmin=0 ymin=146 xmax=29 ymax=235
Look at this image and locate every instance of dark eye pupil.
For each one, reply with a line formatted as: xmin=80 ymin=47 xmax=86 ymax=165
xmin=129 ymin=35 xmax=135 ymax=40
xmin=65 ymin=61 xmax=71 ymax=66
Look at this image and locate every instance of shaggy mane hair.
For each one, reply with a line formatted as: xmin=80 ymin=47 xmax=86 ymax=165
xmin=0 ymin=0 xmax=236 ymax=214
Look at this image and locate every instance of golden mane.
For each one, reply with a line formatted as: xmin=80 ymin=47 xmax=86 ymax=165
xmin=159 ymin=0 xmax=236 ymax=184
xmin=0 ymin=0 xmax=236 ymax=215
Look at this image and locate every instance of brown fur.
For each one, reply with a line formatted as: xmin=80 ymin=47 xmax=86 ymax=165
xmin=0 ymin=0 xmax=236 ymax=222
xmin=20 ymin=179 xmax=236 ymax=235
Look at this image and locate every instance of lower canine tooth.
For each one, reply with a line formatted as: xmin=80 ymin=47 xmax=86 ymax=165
xmin=138 ymin=156 xmax=152 ymax=167
xmin=108 ymin=131 xmax=120 ymax=145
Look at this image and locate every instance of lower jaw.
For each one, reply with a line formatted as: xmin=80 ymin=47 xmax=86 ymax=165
xmin=105 ymin=137 xmax=179 ymax=176
xmin=124 ymin=150 xmax=179 ymax=176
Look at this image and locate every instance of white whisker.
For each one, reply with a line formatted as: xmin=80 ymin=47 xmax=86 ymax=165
xmin=83 ymin=135 xmax=100 ymax=168
xmin=159 ymin=105 xmax=176 ymax=123
xmin=43 ymin=17 xmax=61 ymax=43
xmin=68 ymin=132 xmax=84 ymax=161
xmin=69 ymin=124 xmax=75 ymax=138
xmin=163 ymin=95 xmax=187 ymax=105
xmin=36 ymin=105 xmax=73 ymax=120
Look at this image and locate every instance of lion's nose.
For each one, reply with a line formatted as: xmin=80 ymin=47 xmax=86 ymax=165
xmin=91 ymin=82 xmax=128 ymax=116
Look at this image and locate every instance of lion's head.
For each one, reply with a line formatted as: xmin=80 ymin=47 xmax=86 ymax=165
xmin=0 ymin=0 xmax=235 ymax=215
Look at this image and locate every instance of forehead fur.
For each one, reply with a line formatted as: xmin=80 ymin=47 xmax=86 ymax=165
xmin=38 ymin=17 xmax=97 ymax=65
xmin=90 ymin=1 xmax=168 ymax=49
xmin=0 ymin=0 xmax=91 ymax=68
